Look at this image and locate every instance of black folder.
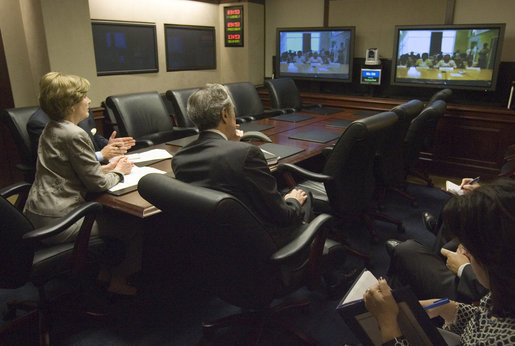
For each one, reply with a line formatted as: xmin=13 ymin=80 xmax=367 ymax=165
xmin=259 ymin=143 xmax=304 ymax=160
xmin=288 ymin=129 xmax=341 ymax=143
xmin=326 ymin=119 xmax=353 ymax=128
xmin=238 ymin=123 xmax=274 ymax=132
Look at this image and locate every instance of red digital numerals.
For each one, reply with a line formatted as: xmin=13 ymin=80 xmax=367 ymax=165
xmin=227 ymin=22 xmax=240 ymax=28
xmin=227 ymin=35 xmax=240 ymax=40
xmin=227 ymin=9 xmax=240 ymax=15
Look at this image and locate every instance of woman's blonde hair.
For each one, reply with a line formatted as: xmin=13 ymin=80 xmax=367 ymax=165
xmin=39 ymin=72 xmax=90 ymax=121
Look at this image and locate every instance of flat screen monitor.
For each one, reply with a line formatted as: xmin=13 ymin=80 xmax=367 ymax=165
xmin=165 ymin=24 xmax=216 ymax=71
xmin=91 ymin=20 xmax=158 ymax=76
xmin=276 ymin=27 xmax=355 ymax=83
xmin=391 ymin=24 xmax=505 ymax=91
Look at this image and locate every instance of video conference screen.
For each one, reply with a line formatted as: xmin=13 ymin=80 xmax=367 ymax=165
xmin=276 ymin=27 xmax=355 ymax=82
xmin=165 ymin=24 xmax=216 ymax=71
xmin=91 ymin=20 xmax=158 ymax=76
xmin=392 ymin=24 xmax=505 ymax=90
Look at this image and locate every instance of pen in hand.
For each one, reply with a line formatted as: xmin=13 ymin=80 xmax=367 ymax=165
xmin=461 ymin=176 xmax=480 ymax=189
xmin=423 ymin=298 xmax=450 ymax=310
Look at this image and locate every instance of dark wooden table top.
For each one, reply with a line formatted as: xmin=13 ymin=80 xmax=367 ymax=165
xmin=94 ymin=108 xmax=362 ymax=218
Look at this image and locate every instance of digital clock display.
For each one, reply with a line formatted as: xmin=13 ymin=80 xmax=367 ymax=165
xmin=224 ymin=6 xmax=243 ymax=47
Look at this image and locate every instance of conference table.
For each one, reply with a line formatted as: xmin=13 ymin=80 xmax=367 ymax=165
xmin=93 ymin=107 xmax=368 ymax=218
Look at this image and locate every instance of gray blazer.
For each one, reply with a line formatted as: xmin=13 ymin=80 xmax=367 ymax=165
xmin=24 ymin=120 xmax=121 ymax=220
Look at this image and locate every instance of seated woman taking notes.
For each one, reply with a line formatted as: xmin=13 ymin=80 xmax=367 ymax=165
xmin=363 ymin=179 xmax=515 ymax=345
xmin=24 ymin=72 xmax=140 ymax=295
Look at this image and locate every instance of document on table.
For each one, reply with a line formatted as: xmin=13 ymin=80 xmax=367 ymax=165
xmin=108 ymin=166 xmax=167 ymax=193
xmin=445 ymin=180 xmax=464 ymax=195
xmin=124 ymin=149 xmax=172 ymax=164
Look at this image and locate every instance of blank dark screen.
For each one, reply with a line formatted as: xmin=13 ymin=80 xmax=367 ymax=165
xmin=165 ymin=25 xmax=216 ymax=71
xmin=92 ymin=21 xmax=158 ymax=75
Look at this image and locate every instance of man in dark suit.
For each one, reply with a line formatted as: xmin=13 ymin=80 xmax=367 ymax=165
xmin=388 ymin=238 xmax=488 ymax=303
xmin=27 ymin=107 xmax=135 ymax=162
xmin=172 ymin=83 xmax=312 ymax=247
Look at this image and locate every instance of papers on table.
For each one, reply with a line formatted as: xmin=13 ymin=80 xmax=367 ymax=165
xmin=109 ymin=166 xmax=167 ymax=193
xmin=124 ymin=149 xmax=172 ymax=164
xmin=445 ymin=180 xmax=464 ymax=195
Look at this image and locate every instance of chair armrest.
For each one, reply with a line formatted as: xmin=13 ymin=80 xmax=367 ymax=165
xmin=276 ymin=163 xmax=333 ymax=183
xmin=270 ymin=213 xmax=333 ymax=262
xmin=302 ymin=103 xmax=323 ymax=109
xmin=0 ymin=182 xmax=31 ymax=211
xmin=129 ymin=139 xmax=154 ymax=152
xmin=262 ymin=109 xmax=284 ymax=117
xmin=172 ymin=127 xmax=199 ymax=138
xmin=22 ymin=202 xmax=102 ymax=242
xmin=0 ymin=182 xmax=31 ymax=199
xmin=283 ymin=107 xmax=297 ymax=113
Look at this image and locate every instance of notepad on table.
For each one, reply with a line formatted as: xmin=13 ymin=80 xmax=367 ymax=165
xmin=445 ymin=180 xmax=464 ymax=195
xmin=108 ymin=166 xmax=167 ymax=195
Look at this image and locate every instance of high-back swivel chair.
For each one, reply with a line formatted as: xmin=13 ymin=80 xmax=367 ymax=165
xmin=264 ymin=78 xmax=322 ymax=113
xmin=1 ymin=106 xmax=39 ymax=182
xmin=224 ymin=82 xmax=282 ymax=123
xmin=138 ymin=173 xmax=335 ymax=344
xmin=277 ymin=112 xmax=403 ymax=257
xmin=105 ymin=91 xmax=198 ymax=147
xmin=0 ymin=182 xmax=104 ymax=346
xmin=165 ymin=87 xmax=198 ymax=128
xmin=375 ymin=99 xmax=425 ymax=206
xmin=427 ymin=88 xmax=452 ymax=106
xmin=404 ymin=100 xmax=447 ymax=186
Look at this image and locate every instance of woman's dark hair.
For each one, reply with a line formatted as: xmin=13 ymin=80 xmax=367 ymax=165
xmin=442 ymin=178 xmax=515 ymax=316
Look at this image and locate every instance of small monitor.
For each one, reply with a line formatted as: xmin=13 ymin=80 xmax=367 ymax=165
xmin=361 ymin=68 xmax=381 ymax=85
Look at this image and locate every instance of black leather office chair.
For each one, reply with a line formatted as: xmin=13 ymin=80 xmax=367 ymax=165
xmin=277 ymin=112 xmax=403 ymax=256
xmin=165 ymin=87 xmax=198 ymax=128
xmin=138 ymin=174 xmax=335 ymax=344
xmin=105 ymin=91 xmax=198 ymax=147
xmin=404 ymin=100 xmax=447 ymax=186
xmin=0 ymin=182 xmax=104 ymax=346
xmin=427 ymin=88 xmax=452 ymax=106
xmin=375 ymin=99 xmax=425 ymax=207
xmin=1 ymin=106 xmax=39 ymax=183
xmin=264 ymin=78 xmax=322 ymax=113
xmin=224 ymin=82 xmax=281 ymax=123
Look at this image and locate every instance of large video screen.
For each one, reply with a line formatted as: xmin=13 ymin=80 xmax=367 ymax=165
xmin=165 ymin=24 xmax=216 ymax=71
xmin=276 ymin=27 xmax=355 ymax=83
xmin=91 ymin=20 xmax=158 ymax=76
xmin=391 ymin=24 xmax=505 ymax=90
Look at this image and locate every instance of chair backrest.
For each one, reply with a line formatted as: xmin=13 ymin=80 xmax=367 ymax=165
xmin=138 ymin=174 xmax=285 ymax=309
xmin=0 ymin=193 xmax=35 ymax=289
xmin=323 ymin=111 xmax=398 ymax=214
xmin=404 ymin=100 xmax=447 ymax=167
xmin=0 ymin=106 xmax=39 ymax=170
xmin=224 ymin=82 xmax=265 ymax=119
xmin=165 ymin=88 xmax=198 ymax=128
xmin=105 ymin=91 xmax=175 ymax=143
xmin=427 ymin=88 xmax=452 ymax=105
xmin=376 ymin=100 xmax=425 ymax=184
xmin=264 ymin=78 xmax=302 ymax=110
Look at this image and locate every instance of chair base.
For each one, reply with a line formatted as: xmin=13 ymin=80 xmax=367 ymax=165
xmin=201 ymin=299 xmax=318 ymax=345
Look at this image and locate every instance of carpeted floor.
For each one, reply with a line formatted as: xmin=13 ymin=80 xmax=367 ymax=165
xmin=0 ymin=182 xmax=450 ymax=345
